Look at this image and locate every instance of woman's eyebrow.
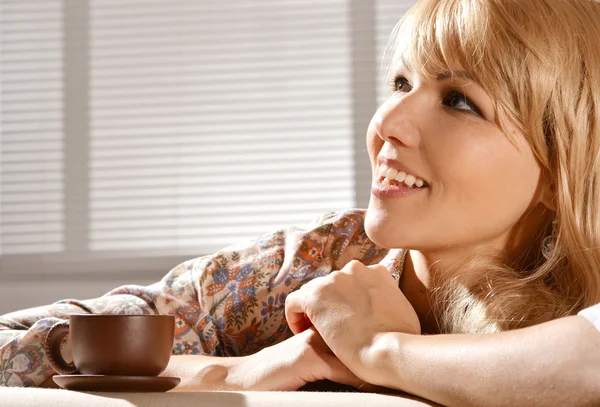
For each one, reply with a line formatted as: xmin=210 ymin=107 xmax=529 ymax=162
xmin=436 ymin=71 xmax=475 ymax=82
xmin=395 ymin=57 xmax=476 ymax=83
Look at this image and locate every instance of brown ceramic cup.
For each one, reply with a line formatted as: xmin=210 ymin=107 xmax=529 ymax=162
xmin=43 ymin=314 xmax=174 ymax=376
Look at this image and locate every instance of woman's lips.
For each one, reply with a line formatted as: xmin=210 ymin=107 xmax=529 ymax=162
xmin=371 ymin=176 xmax=428 ymax=199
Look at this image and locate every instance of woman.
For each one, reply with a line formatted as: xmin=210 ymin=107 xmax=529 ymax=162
xmin=2 ymin=0 xmax=600 ymax=405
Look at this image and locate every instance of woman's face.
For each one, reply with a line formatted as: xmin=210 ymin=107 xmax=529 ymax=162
xmin=365 ymin=57 xmax=551 ymax=257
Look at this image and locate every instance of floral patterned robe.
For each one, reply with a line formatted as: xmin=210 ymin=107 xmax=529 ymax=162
xmin=0 ymin=209 xmax=406 ymax=387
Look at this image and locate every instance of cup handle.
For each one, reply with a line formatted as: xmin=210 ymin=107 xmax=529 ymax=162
xmin=44 ymin=320 xmax=78 ymax=375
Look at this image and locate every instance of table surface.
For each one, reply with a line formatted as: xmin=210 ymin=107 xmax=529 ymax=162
xmin=1 ymin=387 xmax=444 ymax=407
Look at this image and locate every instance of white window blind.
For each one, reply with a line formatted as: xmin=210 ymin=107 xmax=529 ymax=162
xmin=0 ymin=0 xmax=415 ymax=278
xmin=88 ymin=0 xmax=355 ymax=255
xmin=1 ymin=0 xmax=65 ymax=257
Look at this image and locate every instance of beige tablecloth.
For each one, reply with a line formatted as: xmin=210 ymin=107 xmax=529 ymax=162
xmin=1 ymin=387 xmax=443 ymax=407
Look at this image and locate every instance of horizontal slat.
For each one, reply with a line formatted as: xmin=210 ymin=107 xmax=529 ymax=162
xmin=89 ymin=160 xmax=350 ymax=181
xmin=1 ymin=70 xmax=62 ymax=83
xmin=1 ymin=243 xmax=64 ymax=255
xmin=90 ymin=169 xmax=350 ymax=190
xmin=90 ymin=137 xmax=348 ymax=160
xmin=91 ymin=61 xmax=348 ymax=82
xmin=0 ymin=2 xmax=61 ymax=13
xmin=1 ymin=162 xmax=63 ymax=173
xmin=91 ymin=24 xmax=346 ymax=47
xmin=2 ymin=192 xmax=62 ymax=203
xmin=89 ymin=201 xmax=346 ymax=221
xmin=89 ymin=189 xmax=351 ymax=210
xmin=1 ymin=103 xmax=63 ymax=115
xmin=2 ymin=222 xmax=64 ymax=234
xmin=89 ymin=130 xmax=347 ymax=149
xmin=1 ymin=41 xmax=63 ymax=54
xmin=88 ymin=238 xmax=241 ymax=251
xmin=2 ymin=110 xmax=61 ymax=122
xmin=88 ymin=149 xmax=350 ymax=170
xmin=1 ymin=90 xmax=61 ymax=103
xmin=1 ymin=122 xmax=62 ymax=133
xmin=90 ymin=180 xmax=352 ymax=200
xmin=88 ymin=120 xmax=347 ymax=138
xmin=1 ymin=52 xmax=62 ymax=65
xmin=89 ymin=221 xmax=318 ymax=241
xmin=1 ymin=18 xmax=61 ymax=31
xmin=91 ymin=4 xmax=346 ymax=26
xmin=2 ymin=80 xmax=61 ymax=92
xmin=1 ymin=140 xmax=62 ymax=153
xmin=90 ymin=79 xmax=347 ymax=100
xmin=90 ymin=40 xmax=347 ymax=61
xmin=90 ymin=51 xmax=347 ymax=72
xmin=91 ymin=0 xmax=343 ymax=14
xmin=2 ymin=181 xmax=62 ymax=193
xmin=1 ymin=45 xmax=62 ymax=56
xmin=1 ymin=202 xmax=63 ymax=214
xmin=90 ymin=211 xmax=337 ymax=232
xmin=1 ymin=212 xmax=64 ymax=223
xmin=2 ymin=233 xmax=63 ymax=245
xmin=91 ymin=99 xmax=350 ymax=121
xmin=89 ymin=111 xmax=348 ymax=129
xmin=90 ymin=89 xmax=347 ymax=110
xmin=1 ymin=30 xmax=63 ymax=43
xmin=1 ymin=150 xmax=63 ymax=163
xmin=1 ymin=60 xmax=62 ymax=74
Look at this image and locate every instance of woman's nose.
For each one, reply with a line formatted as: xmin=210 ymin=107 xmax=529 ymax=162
xmin=373 ymin=95 xmax=422 ymax=149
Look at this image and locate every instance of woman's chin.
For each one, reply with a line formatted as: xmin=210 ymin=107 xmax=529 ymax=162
xmin=364 ymin=209 xmax=412 ymax=249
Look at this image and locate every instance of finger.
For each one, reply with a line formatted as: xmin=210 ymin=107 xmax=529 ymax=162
xmin=285 ymin=290 xmax=312 ymax=334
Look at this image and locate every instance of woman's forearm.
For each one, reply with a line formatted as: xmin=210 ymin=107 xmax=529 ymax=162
xmin=39 ymin=354 xmax=250 ymax=390
xmin=366 ymin=316 xmax=600 ymax=407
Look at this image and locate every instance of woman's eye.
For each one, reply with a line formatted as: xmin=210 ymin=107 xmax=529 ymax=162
xmin=391 ymin=76 xmax=411 ymax=93
xmin=444 ymin=91 xmax=483 ymax=116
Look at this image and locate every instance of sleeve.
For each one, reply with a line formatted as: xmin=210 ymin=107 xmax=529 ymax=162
xmin=577 ymin=303 xmax=600 ymax=331
xmin=0 ymin=208 xmax=390 ymax=387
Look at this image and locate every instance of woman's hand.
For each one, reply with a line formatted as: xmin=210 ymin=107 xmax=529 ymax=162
xmin=284 ymin=260 xmax=421 ymax=382
xmin=232 ymin=327 xmax=364 ymax=391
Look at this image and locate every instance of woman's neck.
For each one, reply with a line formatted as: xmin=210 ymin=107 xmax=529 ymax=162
xmin=399 ymin=250 xmax=441 ymax=335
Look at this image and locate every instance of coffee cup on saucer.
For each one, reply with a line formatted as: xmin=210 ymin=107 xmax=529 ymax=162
xmin=44 ymin=314 xmax=180 ymax=392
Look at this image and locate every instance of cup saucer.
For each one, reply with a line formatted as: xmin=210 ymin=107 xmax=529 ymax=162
xmin=53 ymin=374 xmax=181 ymax=392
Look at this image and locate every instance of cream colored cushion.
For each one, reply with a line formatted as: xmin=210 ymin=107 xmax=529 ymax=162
xmin=1 ymin=388 xmax=443 ymax=407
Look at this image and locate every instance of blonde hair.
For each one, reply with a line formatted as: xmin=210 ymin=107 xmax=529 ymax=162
xmin=384 ymin=0 xmax=600 ymax=333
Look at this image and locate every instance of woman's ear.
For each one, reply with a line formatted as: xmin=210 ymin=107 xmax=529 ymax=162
xmin=539 ymin=171 xmax=556 ymax=212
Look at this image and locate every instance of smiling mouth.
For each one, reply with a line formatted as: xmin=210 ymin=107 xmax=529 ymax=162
xmin=377 ymin=177 xmax=428 ymax=190
xmin=377 ymin=165 xmax=428 ymax=188
xmin=371 ymin=176 xmax=428 ymax=199
xmin=377 ymin=175 xmax=429 ymax=189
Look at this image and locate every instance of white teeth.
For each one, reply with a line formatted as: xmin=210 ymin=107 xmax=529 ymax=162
xmin=377 ymin=164 xmax=426 ymax=188
xmin=385 ymin=167 xmax=399 ymax=179
xmin=395 ymin=171 xmax=407 ymax=183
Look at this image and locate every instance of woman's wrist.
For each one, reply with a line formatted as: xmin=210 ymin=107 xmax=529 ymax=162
xmin=164 ymin=354 xmax=251 ymax=391
xmin=362 ymin=331 xmax=416 ymax=391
